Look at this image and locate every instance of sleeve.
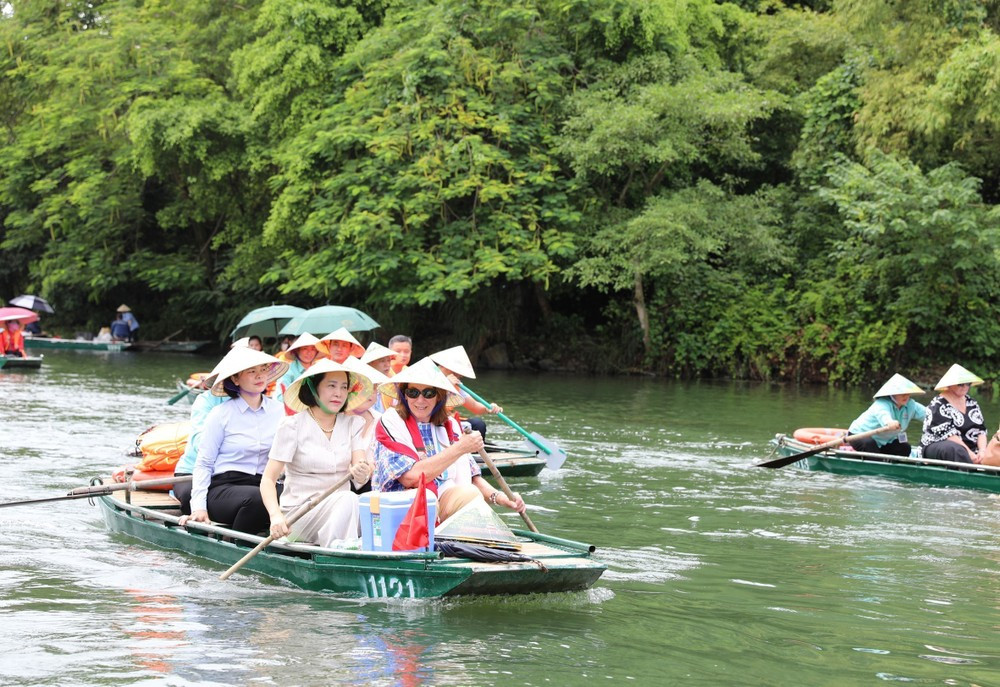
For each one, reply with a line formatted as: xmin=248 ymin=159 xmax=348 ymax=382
xmin=349 ymin=415 xmax=368 ymax=453
xmin=911 ymin=400 xmax=928 ymax=421
xmin=374 ymin=440 xmax=416 ymax=484
xmin=268 ymin=415 xmax=299 ymax=464
xmin=870 ymin=404 xmax=894 ymax=427
xmin=191 ymin=404 xmax=227 ymax=513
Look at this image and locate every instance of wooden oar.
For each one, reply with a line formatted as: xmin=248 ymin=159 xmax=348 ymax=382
xmin=477 ymin=435 xmax=538 ymax=533
xmin=147 ymin=327 xmax=185 ymax=351
xmin=458 ymin=382 xmax=567 ymax=470
xmin=219 ymin=474 xmax=351 ymax=580
xmin=755 ymin=425 xmax=897 ymax=469
xmin=0 ymin=474 xmax=192 ymax=508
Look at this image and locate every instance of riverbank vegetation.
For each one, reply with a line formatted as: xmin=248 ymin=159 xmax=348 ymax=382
xmin=3 ymin=0 xmax=1000 ymax=382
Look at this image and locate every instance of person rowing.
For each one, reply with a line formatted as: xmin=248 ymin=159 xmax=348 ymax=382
xmin=847 ymin=374 xmax=927 ymax=457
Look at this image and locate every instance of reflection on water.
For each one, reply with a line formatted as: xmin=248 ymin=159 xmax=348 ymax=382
xmin=4 ymin=353 xmax=1000 ymax=683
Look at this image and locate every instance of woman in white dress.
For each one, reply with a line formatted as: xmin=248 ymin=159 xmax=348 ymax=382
xmin=260 ymin=359 xmax=377 ymax=546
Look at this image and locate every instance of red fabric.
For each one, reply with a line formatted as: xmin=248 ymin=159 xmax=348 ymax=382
xmin=392 ymin=473 xmax=431 ymax=551
xmin=0 ymin=330 xmax=24 ymax=356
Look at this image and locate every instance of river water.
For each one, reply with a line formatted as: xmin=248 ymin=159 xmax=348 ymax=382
xmin=2 ymin=351 xmax=999 ymax=686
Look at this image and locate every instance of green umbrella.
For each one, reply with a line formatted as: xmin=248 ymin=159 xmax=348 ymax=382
xmin=230 ymin=305 xmax=306 ymax=340
xmin=278 ymin=305 xmax=380 ymax=336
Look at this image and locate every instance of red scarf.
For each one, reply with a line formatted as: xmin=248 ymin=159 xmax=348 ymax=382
xmin=375 ymin=412 xmax=459 ymax=496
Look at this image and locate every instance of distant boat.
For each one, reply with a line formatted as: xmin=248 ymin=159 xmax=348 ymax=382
xmin=25 ymin=336 xmax=130 ymax=352
xmin=771 ymin=434 xmax=1000 ymax=493
xmin=1 ymin=356 xmax=43 ymax=369
xmin=476 ymin=443 xmax=547 ymax=477
xmin=128 ymin=340 xmax=213 ymax=353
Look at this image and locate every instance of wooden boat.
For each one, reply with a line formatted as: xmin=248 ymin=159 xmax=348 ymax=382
xmin=25 ymin=336 xmax=130 ymax=352
xmin=2 ymin=355 xmax=43 ymax=369
xmin=98 ymin=489 xmax=605 ymax=598
xmin=128 ymin=340 xmax=213 ymax=353
xmin=475 ymin=443 xmax=547 ymax=477
xmin=771 ymin=434 xmax=1000 ymax=493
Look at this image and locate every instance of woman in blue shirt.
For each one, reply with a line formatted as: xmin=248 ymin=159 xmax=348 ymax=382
xmin=178 ymin=348 xmax=288 ymax=534
xmin=848 ymin=374 xmax=927 ymax=456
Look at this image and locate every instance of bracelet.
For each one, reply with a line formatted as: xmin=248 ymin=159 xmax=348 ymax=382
xmin=489 ymin=491 xmax=499 ymax=505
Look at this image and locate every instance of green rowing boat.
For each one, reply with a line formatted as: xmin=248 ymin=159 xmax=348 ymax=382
xmin=771 ymin=434 xmax=1000 ymax=493
xmin=98 ymin=489 xmax=604 ymax=598
xmin=2 ymin=355 xmax=43 ymax=369
xmin=25 ymin=337 xmax=131 ymax=352
xmin=475 ymin=443 xmax=546 ymax=477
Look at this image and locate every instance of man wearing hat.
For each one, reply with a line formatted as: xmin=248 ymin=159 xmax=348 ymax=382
xmin=920 ymin=364 xmax=988 ymax=464
xmin=117 ymin=304 xmax=139 ymax=342
xmin=847 ymin=374 xmax=927 ymax=456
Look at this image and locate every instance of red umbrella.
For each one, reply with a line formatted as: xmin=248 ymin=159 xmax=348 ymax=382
xmin=0 ymin=306 xmax=40 ymax=324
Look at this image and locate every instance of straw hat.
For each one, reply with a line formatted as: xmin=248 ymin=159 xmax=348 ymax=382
xmin=286 ymin=332 xmax=329 ymax=358
xmin=360 ymin=341 xmax=395 ymax=365
xmin=934 ymin=364 xmax=984 ymax=391
xmin=210 ymin=348 xmax=288 ymax=396
xmin=117 ymin=304 xmax=131 ymax=313
xmin=319 ymin=327 xmax=365 ymax=358
xmin=873 ymin=374 xmax=924 ymax=399
xmin=429 ymin=345 xmax=476 ymax=379
xmin=381 ymin=357 xmax=463 ymax=407
xmin=282 ymin=358 xmax=375 ymax=413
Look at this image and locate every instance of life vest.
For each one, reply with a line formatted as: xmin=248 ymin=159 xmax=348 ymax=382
xmin=0 ymin=330 xmax=25 ymax=356
xmin=134 ymin=422 xmax=190 ymax=472
xmin=792 ymin=427 xmax=848 ymax=445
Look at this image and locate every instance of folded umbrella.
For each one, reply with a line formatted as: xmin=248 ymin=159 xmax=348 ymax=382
xmin=8 ymin=295 xmax=54 ymax=314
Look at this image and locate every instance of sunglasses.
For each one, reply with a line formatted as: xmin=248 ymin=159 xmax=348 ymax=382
xmin=403 ymin=387 xmax=440 ymax=399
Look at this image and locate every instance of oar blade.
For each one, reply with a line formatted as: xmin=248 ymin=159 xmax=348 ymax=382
xmin=166 ymin=386 xmax=193 ymax=405
xmin=522 ymin=433 xmax=568 ymax=470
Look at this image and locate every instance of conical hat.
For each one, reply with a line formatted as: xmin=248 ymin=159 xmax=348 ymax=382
xmin=210 ymin=348 xmax=288 ymax=396
xmin=287 ymin=332 xmax=329 ymax=358
xmin=231 ymin=337 xmax=251 ymax=349
xmin=360 ymin=341 xmax=395 ymax=365
xmin=429 ymin=345 xmax=476 ymax=379
xmin=380 ymin=357 xmax=463 ymax=407
xmin=319 ymin=327 xmax=365 ymax=358
xmin=116 ymin=304 xmax=131 ymax=313
xmin=873 ymin=373 xmax=925 ymax=398
xmin=282 ymin=358 xmax=375 ymax=413
xmin=341 ymin=354 xmax=391 ymax=386
xmin=934 ymin=364 xmax=984 ymax=391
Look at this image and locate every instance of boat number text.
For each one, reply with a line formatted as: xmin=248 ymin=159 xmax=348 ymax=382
xmin=366 ymin=575 xmax=417 ymax=598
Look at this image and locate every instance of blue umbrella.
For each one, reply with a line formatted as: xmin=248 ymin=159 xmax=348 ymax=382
xmin=278 ymin=305 xmax=380 ymax=336
xmin=230 ymin=305 xmax=306 ymax=340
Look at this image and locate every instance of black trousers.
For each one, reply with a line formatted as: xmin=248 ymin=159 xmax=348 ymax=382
xmin=466 ymin=416 xmax=487 ymax=440
xmin=923 ymin=440 xmax=973 ymax=464
xmin=206 ymin=471 xmax=281 ymax=534
xmin=849 ymin=436 xmax=911 ymax=457
xmin=173 ymin=472 xmax=192 ymax=515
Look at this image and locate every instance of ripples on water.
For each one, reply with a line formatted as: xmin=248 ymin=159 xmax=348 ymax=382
xmin=3 ymin=359 xmax=1000 ymax=683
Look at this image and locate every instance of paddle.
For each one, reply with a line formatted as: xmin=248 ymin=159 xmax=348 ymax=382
xmin=755 ymin=424 xmax=898 ymax=469
xmin=457 ymin=382 xmax=568 ymax=470
xmin=219 ymin=474 xmax=351 ymax=580
xmin=147 ymin=328 xmax=184 ymax=351
xmin=0 ymin=474 xmax=192 ymax=509
xmin=476 ymin=433 xmax=538 ymax=533
xmin=166 ymin=385 xmax=194 ymax=405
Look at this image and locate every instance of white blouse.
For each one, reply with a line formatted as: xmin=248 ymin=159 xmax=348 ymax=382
xmin=268 ymin=411 xmax=367 ymax=511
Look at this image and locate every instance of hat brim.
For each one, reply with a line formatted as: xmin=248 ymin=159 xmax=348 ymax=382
xmin=283 ymin=360 xmax=376 ymax=413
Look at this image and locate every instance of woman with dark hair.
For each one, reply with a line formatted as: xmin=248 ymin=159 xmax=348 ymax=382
xmin=260 ymin=359 xmax=376 ymax=546
xmin=178 ymin=348 xmax=288 ymax=534
xmin=373 ymin=358 xmax=525 ymax=522
xmin=275 ymin=332 xmax=327 ymax=410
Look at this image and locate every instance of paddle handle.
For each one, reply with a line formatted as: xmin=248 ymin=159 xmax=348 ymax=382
xmin=457 ymin=383 xmax=553 ymax=455
xmin=477 ymin=440 xmax=537 ymax=533
xmin=166 ymin=386 xmax=194 ymax=405
xmin=219 ymin=475 xmax=350 ymax=580
xmin=67 ymin=474 xmax=193 ymax=496
xmin=756 ymin=424 xmax=898 ymax=469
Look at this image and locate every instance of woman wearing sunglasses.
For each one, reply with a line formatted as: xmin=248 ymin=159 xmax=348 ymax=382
xmin=920 ymin=364 xmax=988 ymax=464
xmin=372 ymin=358 xmax=525 ymax=522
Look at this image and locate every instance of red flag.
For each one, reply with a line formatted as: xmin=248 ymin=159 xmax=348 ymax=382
xmin=392 ymin=473 xmax=430 ymax=551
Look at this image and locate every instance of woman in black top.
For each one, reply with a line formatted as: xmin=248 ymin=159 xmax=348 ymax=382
xmin=920 ymin=364 xmax=987 ymax=464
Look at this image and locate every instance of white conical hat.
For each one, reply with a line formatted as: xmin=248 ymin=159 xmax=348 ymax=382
xmin=429 ymin=345 xmax=476 ymax=379
xmin=231 ymin=337 xmax=251 ymax=349
xmin=381 ymin=357 xmax=463 ymax=407
xmin=116 ymin=304 xmax=131 ymax=313
xmin=873 ymin=374 xmax=924 ymax=398
xmin=360 ymin=341 xmax=395 ymax=365
xmin=282 ymin=358 xmax=375 ymax=413
xmin=342 ymin=354 xmax=391 ymax=386
xmin=934 ymin=364 xmax=984 ymax=391
xmin=210 ymin=348 xmax=288 ymax=396
xmin=319 ymin=327 xmax=365 ymax=358
xmin=286 ymin=332 xmax=329 ymax=357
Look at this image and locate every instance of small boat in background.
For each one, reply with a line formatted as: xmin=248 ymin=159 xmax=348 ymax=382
xmin=25 ymin=336 xmax=130 ymax=352
xmin=476 ymin=443 xmax=547 ymax=477
xmin=129 ymin=340 xmax=213 ymax=353
xmin=771 ymin=433 xmax=1000 ymax=493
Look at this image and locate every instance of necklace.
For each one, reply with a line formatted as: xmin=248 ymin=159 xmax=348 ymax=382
xmin=309 ymin=408 xmax=336 ymax=435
